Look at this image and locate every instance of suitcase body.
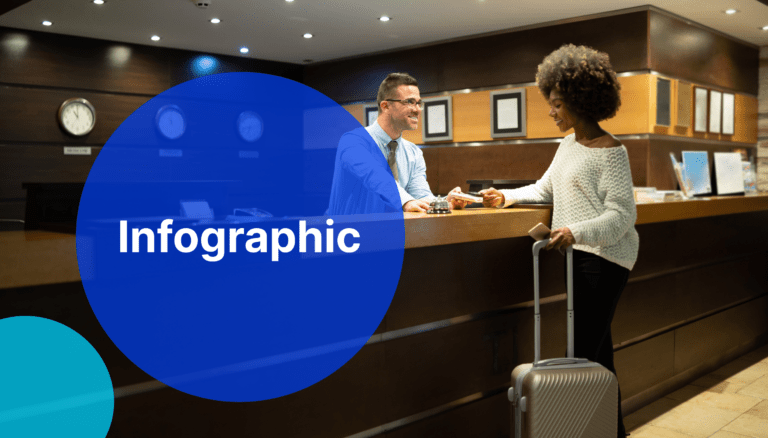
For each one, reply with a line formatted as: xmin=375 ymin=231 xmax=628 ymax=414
xmin=508 ymin=240 xmax=618 ymax=438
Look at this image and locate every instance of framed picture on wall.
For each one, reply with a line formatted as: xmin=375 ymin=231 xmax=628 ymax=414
xmin=490 ymin=88 xmax=526 ymax=138
xmin=693 ymin=87 xmax=708 ymax=133
xmin=421 ymin=96 xmax=453 ymax=142
xmin=363 ymin=104 xmax=378 ymax=127
xmin=709 ymin=90 xmax=722 ymax=134
xmin=722 ymin=93 xmax=735 ymax=136
xmin=656 ymin=77 xmax=671 ymax=127
xmin=676 ymin=81 xmax=692 ymax=128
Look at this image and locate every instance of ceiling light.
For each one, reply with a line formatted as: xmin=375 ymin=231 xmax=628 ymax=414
xmin=151 ymin=35 xmax=160 ymax=41
xmin=762 ymin=25 xmax=768 ymax=31
xmin=42 ymin=20 xmax=52 ymax=26
xmin=724 ymin=9 xmax=738 ymax=14
xmin=93 ymin=0 xmax=104 ymax=4
xmin=240 ymin=47 xmax=249 ymax=54
xmin=379 ymin=16 xmax=390 ymax=22
xmin=210 ymin=18 xmax=221 ymax=24
xmin=285 ymin=0 xmax=294 ymax=2
xmin=303 ymin=33 xmax=313 ymax=39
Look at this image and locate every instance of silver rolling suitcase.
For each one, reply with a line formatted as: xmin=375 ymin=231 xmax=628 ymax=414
xmin=508 ymin=240 xmax=618 ymax=438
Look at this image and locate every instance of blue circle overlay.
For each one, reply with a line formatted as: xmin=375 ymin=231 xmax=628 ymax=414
xmin=0 ymin=316 xmax=113 ymax=437
xmin=76 ymin=72 xmax=404 ymax=401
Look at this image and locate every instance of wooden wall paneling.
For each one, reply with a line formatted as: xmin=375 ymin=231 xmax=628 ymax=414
xmin=0 ymin=0 xmax=31 ymax=16
xmin=0 ymin=145 xmax=101 ymax=199
xmin=0 ymin=86 xmax=149 ymax=144
xmin=380 ymin=315 xmax=514 ymax=424
xmin=434 ymin=142 xmax=559 ymax=194
xmin=649 ymin=11 xmax=759 ymax=95
xmin=602 ymin=74 xmax=652 ymax=135
xmin=387 ymin=238 xmax=562 ymax=331
xmin=614 ymin=332 xmax=676 ymax=400
xmin=732 ymin=93 xmax=759 ymax=144
xmin=452 ymin=91 xmax=493 ymax=143
xmin=383 ymin=392 xmax=509 ymax=438
xmin=305 ymin=11 xmax=649 ymax=104
xmin=344 ymin=103 xmax=365 ymax=126
xmin=437 ymin=11 xmax=650 ymax=93
xmin=303 ymin=45 xmax=447 ymax=105
xmin=0 ymin=28 xmax=170 ymax=95
xmin=673 ymin=296 xmax=768 ymax=374
xmin=0 ymin=200 xmax=24 ymax=221
xmin=422 ymin=147 xmax=439 ymax=194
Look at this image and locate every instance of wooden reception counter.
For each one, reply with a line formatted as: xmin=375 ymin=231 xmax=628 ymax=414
xmin=3 ymin=195 xmax=768 ymax=437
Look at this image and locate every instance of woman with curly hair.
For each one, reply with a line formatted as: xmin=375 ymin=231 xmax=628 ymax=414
xmin=482 ymin=44 xmax=638 ymax=438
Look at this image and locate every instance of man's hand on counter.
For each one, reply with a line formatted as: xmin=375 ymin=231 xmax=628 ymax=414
xmin=480 ymin=188 xmax=505 ymax=208
xmin=403 ymin=199 xmax=431 ymax=212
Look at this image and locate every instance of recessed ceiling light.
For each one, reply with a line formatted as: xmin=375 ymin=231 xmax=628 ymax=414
xmin=724 ymin=9 xmax=738 ymax=14
xmin=240 ymin=47 xmax=249 ymax=54
xmin=379 ymin=16 xmax=391 ymax=22
xmin=303 ymin=33 xmax=313 ymax=39
xmin=285 ymin=0 xmax=294 ymax=2
xmin=42 ymin=20 xmax=52 ymax=26
xmin=762 ymin=25 xmax=768 ymax=31
xmin=210 ymin=18 xmax=221 ymax=24
xmin=151 ymin=35 xmax=160 ymax=41
xmin=93 ymin=0 xmax=104 ymax=4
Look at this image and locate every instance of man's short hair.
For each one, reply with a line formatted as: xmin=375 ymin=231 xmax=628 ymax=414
xmin=377 ymin=73 xmax=418 ymax=113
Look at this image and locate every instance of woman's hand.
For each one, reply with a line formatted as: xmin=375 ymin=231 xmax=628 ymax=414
xmin=480 ymin=188 xmax=505 ymax=208
xmin=546 ymin=227 xmax=575 ymax=250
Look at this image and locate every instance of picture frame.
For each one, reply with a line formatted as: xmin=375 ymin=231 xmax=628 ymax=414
xmin=693 ymin=87 xmax=708 ymax=133
xmin=364 ymin=104 xmax=378 ymax=127
xmin=709 ymin=90 xmax=722 ymax=134
xmin=490 ymin=88 xmax=526 ymax=138
xmin=722 ymin=93 xmax=735 ymax=136
xmin=656 ymin=77 xmax=671 ymax=127
xmin=713 ymin=152 xmax=745 ymax=195
xmin=421 ymin=96 xmax=453 ymax=142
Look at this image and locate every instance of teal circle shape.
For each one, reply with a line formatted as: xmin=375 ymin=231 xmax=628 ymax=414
xmin=0 ymin=317 xmax=114 ymax=438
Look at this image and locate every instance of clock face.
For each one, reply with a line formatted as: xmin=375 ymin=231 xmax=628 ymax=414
xmin=156 ymin=105 xmax=186 ymax=140
xmin=237 ymin=111 xmax=264 ymax=142
xmin=59 ymin=98 xmax=96 ymax=136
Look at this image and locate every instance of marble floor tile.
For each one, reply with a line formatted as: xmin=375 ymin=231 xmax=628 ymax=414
xmin=708 ymin=380 xmax=749 ymax=395
xmin=625 ymin=398 xmax=682 ymax=432
xmin=678 ymin=391 xmax=761 ymax=413
xmin=721 ymin=362 xmax=768 ymax=385
xmin=709 ymin=431 xmax=756 ymax=438
xmin=721 ymin=400 xmax=768 ymax=438
xmin=630 ymin=424 xmax=696 ymax=438
xmin=739 ymin=375 xmax=768 ymax=400
xmin=721 ymin=414 xmax=768 ymax=438
xmin=649 ymin=402 xmax=742 ymax=438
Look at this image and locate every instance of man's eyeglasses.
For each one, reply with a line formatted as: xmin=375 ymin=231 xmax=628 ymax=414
xmin=385 ymin=98 xmax=425 ymax=109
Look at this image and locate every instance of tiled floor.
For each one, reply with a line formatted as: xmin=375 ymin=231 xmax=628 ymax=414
xmin=625 ymin=344 xmax=768 ymax=438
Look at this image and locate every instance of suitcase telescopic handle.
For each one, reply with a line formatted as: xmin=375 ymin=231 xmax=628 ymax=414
xmin=532 ymin=239 xmax=574 ymax=364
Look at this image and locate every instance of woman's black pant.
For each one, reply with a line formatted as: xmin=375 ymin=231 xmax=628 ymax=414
xmin=566 ymin=249 xmax=630 ymax=438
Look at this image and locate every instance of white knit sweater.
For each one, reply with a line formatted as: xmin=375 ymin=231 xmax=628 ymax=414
xmin=500 ymin=133 xmax=639 ymax=270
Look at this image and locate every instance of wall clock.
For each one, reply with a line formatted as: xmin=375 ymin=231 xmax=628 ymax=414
xmin=155 ymin=105 xmax=186 ymax=140
xmin=58 ymin=98 xmax=96 ymax=136
xmin=237 ymin=111 xmax=264 ymax=142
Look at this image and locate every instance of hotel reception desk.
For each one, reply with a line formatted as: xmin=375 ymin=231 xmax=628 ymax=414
xmin=3 ymin=195 xmax=768 ymax=437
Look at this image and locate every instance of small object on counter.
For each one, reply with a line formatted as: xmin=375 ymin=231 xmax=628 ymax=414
xmin=426 ymin=196 xmax=451 ymax=214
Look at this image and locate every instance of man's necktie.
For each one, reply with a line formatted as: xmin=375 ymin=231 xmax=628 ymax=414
xmin=387 ymin=140 xmax=399 ymax=181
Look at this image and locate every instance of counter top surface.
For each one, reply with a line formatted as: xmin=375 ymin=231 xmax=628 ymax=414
xmin=3 ymin=194 xmax=768 ymax=288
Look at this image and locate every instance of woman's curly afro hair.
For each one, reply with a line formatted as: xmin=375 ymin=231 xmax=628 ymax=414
xmin=536 ymin=44 xmax=621 ymax=122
